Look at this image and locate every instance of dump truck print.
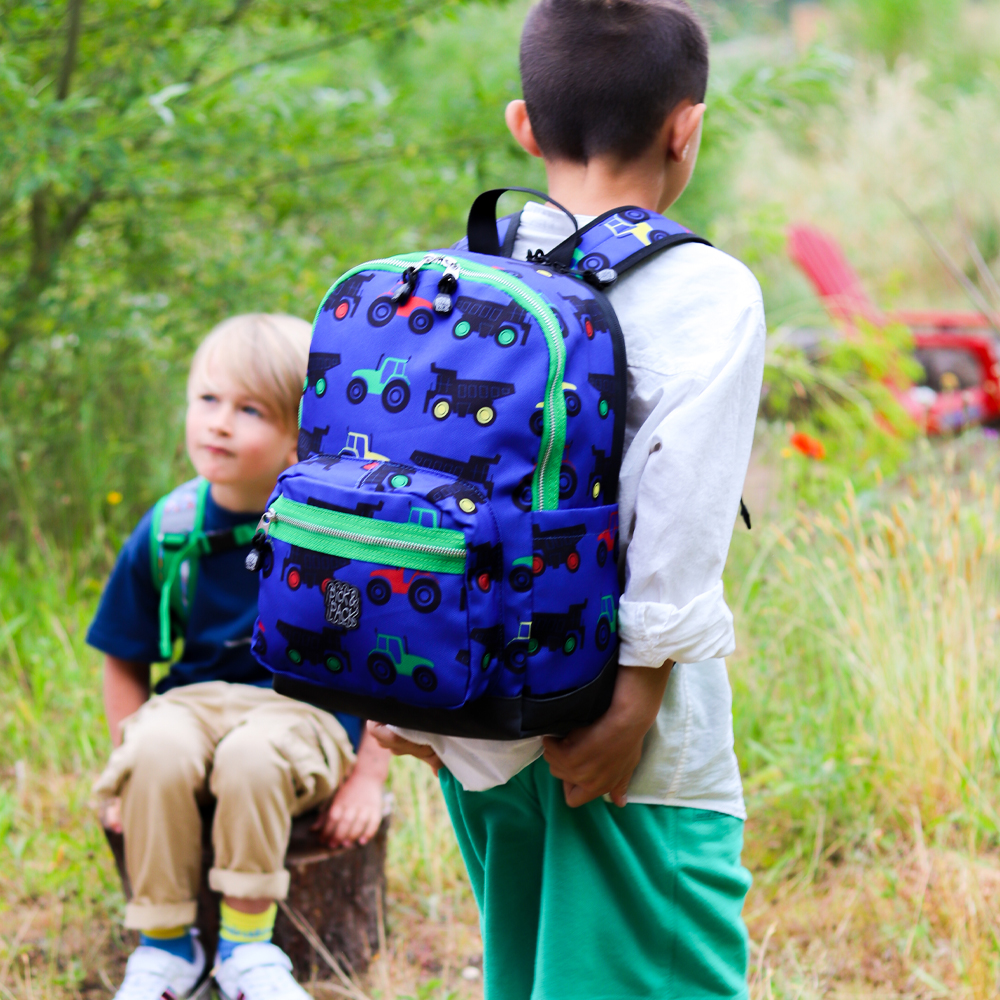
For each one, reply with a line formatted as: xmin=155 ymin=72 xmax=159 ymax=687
xmin=513 ymin=461 xmax=578 ymax=511
xmin=303 ymin=453 xmax=342 ymax=471
xmin=560 ymin=295 xmax=611 ymax=340
xmin=470 ymin=624 xmax=505 ymax=671
xmin=366 ymin=568 xmax=441 ymax=614
xmin=307 ymin=497 xmax=384 ymax=519
xmin=326 ymin=272 xmax=374 ymax=320
xmin=530 ymin=383 xmax=581 ymax=435
xmin=368 ymin=633 xmax=437 ymax=691
xmin=347 ymin=356 xmax=411 ymax=413
xmin=358 ymin=460 xmax=417 ymax=492
xmin=451 ymin=295 xmax=533 ymax=347
xmin=281 ymin=546 xmax=351 ymax=593
xmin=505 ymin=600 xmax=588 ymax=672
xmin=367 ymin=293 xmax=436 ymax=334
xmin=305 ymin=353 xmax=341 ymax=397
xmin=532 ymin=522 xmax=586 ymax=574
xmin=588 ymin=446 xmax=614 ymax=501
xmin=595 ymin=595 xmax=617 ymax=652
xmin=276 ymin=620 xmax=351 ymax=674
xmin=410 ymin=450 xmax=500 ymax=501
xmin=587 ymin=373 xmax=616 ymax=420
xmin=297 ymin=425 xmax=329 ymax=458
xmin=423 ymin=364 xmax=515 ymax=427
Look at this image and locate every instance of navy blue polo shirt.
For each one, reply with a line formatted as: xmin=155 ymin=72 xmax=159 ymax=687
xmin=87 ymin=489 xmax=363 ymax=749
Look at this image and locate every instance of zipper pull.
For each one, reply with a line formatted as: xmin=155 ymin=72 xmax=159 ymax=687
xmin=245 ymin=526 xmax=272 ymax=572
xmin=434 ymin=268 xmax=459 ymax=315
xmin=390 ymin=267 xmax=418 ymax=306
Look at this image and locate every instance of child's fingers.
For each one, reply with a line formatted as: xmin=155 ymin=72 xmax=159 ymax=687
xmin=368 ymin=722 xmax=438 ymax=761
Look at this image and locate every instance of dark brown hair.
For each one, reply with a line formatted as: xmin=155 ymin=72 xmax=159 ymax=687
xmin=520 ymin=0 xmax=709 ymax=163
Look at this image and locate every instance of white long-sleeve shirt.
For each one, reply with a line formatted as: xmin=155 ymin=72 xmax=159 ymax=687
xmin=395 ymin=202 xmax=765 ymax=817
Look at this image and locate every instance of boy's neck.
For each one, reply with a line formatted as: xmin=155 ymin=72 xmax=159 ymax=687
xmin=541 ymin=149 xmax=682 ymax=219
xmin=209 ymin=481 xmax=272 ymax=515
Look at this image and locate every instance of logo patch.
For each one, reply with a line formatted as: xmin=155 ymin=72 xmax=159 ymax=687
xmin=324 ymin=579 xmax=361 ymax=630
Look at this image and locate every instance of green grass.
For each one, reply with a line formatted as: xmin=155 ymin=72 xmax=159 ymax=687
xmin=4 ymin=434 xmax=1000 ymax=999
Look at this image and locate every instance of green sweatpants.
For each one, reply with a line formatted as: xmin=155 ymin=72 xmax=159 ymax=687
xmin=439 ymin=758 xmax=751 ymax=1000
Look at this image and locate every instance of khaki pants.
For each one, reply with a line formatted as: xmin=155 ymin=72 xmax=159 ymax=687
xmin=93 ymin=681 xmax=355 ymax=930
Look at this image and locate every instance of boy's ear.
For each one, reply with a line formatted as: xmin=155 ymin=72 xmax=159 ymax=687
xmin=665 ymin=101 xmax=706 ymax=164
xmin=505 ymin=100 xmax=543 ymax=159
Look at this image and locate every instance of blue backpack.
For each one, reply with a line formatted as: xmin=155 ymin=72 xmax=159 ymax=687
xmin=248 ymin=189 xmax=712 ymax=738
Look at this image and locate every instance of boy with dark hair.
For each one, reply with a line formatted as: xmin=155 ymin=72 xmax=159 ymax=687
xmin=372 ymin=1 xmax=764 ymax=997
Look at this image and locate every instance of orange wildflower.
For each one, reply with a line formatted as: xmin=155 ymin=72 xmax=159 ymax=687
xmin=790 ymin=431 xmax=826 ymax=460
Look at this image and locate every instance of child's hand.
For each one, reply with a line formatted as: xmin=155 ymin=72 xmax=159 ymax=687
xmin=542 ymin=663 xmax=672 ymax=808
xmin=100 ymin=797 xmax=123 ymax=833
xmin=314 ymin=774 xmax=384 ymax=849
xmin=367 ymin=722 xmax=443 ymax=775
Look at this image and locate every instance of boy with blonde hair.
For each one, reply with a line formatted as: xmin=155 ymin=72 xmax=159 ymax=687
xmin=90 ymin=314 xmax=390 ymax=1000
xmin=373 ymin=2 xmax=765 ymax=997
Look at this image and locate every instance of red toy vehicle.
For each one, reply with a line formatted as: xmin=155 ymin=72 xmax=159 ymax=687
xmin=787 ymin=225 xmax=1000 ymax=434
xmin=596 ymin=510 xmax=619 ymax=568
xmin=366 ymin=567 xmax=442 ymax=613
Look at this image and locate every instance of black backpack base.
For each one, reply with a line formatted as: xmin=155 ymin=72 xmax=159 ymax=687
xmin=272 ymin=652 xmax=618 ymax=741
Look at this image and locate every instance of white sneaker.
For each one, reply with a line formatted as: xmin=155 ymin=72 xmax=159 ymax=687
xmin=114 ymin=933 xmax=206 ymax=1000
xmin=214 ymin=943 xmax=311 ymax=1000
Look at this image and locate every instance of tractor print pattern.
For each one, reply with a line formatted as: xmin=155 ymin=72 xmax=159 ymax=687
xmin=257 ymin=206 xmax=701 ymax=729
xmin=255 ymin=458 xmax=502 ymax=710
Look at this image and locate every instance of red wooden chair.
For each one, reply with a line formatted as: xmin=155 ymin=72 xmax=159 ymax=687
xmin=787 ymin=224 xmax=1000 ymax=433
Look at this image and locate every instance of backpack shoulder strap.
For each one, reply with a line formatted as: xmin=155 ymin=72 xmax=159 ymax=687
xmin=150 ymin=478 xmax=261 ymax=659
xmin=546 ymin=206 xmax=712 ymax=278
xmin=149 ymin=477 xmax=207 ymax=587
xmin=150 ymin=477 xmax=209 ymax=660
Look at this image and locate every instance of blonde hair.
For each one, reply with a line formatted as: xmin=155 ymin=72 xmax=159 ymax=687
xmin=188 ymin=313 xmax=312 ymax=430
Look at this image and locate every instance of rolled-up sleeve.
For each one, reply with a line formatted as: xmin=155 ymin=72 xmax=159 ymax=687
xmin=616 ymin=298 xmax=766 ymax=667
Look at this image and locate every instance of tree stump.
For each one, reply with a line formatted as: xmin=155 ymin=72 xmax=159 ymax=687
xmin=103 ymin=801 xmax=389 ymax=980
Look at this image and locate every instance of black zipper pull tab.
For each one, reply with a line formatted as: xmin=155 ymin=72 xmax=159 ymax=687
xmin=391 ymin=267 xmax=418 ymax=306
xmin=434 ymin=270 xmax=458 ymax=315
xmin=245 ymin=529 xmax=272 ymax=572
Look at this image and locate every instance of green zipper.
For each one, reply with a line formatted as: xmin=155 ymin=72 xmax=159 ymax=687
xmin=319 ymin=254 xmax=567 ymax=511
xmin=265 ymin=495 xmax=466 ymax=574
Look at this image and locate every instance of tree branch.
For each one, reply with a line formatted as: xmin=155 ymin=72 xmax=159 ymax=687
xmin=56 ymin=0 xmax=84 ymax=101
xmin=184 ymin=0 xmax=450 ymax=101
xmin=1 ymin=187 xmax=102 ymax=370
xmin=184 ymin=0 xmax=257 ymax=86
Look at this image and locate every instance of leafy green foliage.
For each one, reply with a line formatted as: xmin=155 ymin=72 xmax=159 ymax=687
xmin=1 ymin=1 xmax=858 ymax=553
xmin=0 ymin=0 xmax=530 ymax=548
xmin=834 ymin=0 xmax=961 ymax=68
xmin=762 ymin=320 xmax=921 ymax=500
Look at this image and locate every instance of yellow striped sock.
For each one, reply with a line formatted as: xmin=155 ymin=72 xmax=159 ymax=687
xmin=219 ymin=903 xmax=277 ymax=946
xmin=143 ymin=926 xmax=189 ymax=940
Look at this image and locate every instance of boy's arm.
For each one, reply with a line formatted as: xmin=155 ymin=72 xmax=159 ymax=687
xmin=546 ymin=288 xmax=767 ymax=807
xmin=100 ymin=655 xmax=150 ymax=833
xmin=315 ymin=724 xmax=392 ymax=849
xmin=103 ymin=654 xmax=151 ymax=748
xmin=542 ymin=661 xmax=672 ymax=807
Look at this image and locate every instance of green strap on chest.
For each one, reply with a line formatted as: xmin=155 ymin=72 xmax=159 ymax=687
xmin=149 ymin=479 xmax=257 ymax=660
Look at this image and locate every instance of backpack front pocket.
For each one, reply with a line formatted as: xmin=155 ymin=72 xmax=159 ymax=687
xmin=253 ymin=457 xmax=502 ymax=711
xmin=508 ymin=504 xmax=620 ymax=700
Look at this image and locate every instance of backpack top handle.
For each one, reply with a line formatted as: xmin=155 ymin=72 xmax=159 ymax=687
xmin=467 ymin=187 xmax=579 ymax=266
